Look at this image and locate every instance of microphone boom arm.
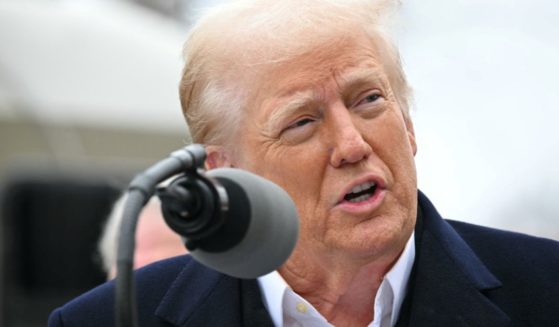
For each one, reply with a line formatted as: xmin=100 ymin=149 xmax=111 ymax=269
xmin=115 ymin=144 xmax=206 ymax=327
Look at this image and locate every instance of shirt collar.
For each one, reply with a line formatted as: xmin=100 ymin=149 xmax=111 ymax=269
xmin=258 ymin=269 xmax=288 ymax=326
xmin=383 ymin=231 xmax=416 ymax=325
xmin=257 ymin=232 xmax=416 ymax=326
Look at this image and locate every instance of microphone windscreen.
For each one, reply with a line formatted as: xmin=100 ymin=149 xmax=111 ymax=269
xmin=188 ymin=168 xmax=299 ymax=279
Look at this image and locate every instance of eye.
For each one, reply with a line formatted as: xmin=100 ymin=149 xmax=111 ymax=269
xmin=286 ymin=117 xmax=315 ymax=130
xmin=357 ymin=92 xmax=382 ymax=106
xmin=278 ymin=116 xmax=317 ymax=144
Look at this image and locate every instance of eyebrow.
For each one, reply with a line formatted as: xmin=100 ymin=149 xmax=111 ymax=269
xmin=335 ymin=67 xmax=387 ymax=96
xmin=265 ymin=89 xmax=318 ymax=133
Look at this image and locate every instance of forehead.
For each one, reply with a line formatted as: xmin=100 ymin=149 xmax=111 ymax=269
xmin=245 ymin=33 xmax=386 ymax=108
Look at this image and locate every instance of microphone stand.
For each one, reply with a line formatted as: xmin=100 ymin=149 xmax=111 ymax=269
xmin=115 ymin=144 xmax=206 ymax=327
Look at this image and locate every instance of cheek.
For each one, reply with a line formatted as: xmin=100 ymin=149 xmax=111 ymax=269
xmin=271 ymin=147 xmax=325 ymax=201
xmin=272 ymin=146 xmax=332 ymax=240
xmin=363 ymin=112 xmax=417 ymax=186
xmin=242 ymin=141 xmax=329 ymax=224
xmin=372 ymin=112 xmax=415 ymax=158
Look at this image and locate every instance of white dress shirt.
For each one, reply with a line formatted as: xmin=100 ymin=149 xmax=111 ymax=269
xmin=258 ymin=232 xmax=415 ymax=327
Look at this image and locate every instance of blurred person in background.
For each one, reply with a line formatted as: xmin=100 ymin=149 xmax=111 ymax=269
xmin=48 ymin=0 xmax=559 ymax=326
xmin=98 ymin=195 xmax=186 ymax=279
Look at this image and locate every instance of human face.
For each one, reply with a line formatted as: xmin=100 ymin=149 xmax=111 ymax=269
xmin=225 ymin=34 xmax=418 ymax=261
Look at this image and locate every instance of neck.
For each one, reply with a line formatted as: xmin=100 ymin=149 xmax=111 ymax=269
xmin=279 ymin=241 xmax=406 ymax=326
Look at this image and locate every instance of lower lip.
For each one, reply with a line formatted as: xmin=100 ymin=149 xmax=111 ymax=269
xmin=335 ymin=188 xmax=387 ymax=214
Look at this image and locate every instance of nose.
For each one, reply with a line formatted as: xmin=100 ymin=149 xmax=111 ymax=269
xmin=328 ymin=111 xmax=373 ymax=168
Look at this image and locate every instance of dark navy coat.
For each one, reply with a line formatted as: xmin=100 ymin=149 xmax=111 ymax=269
xmin=48 ymin=192 xmax=559 ymax=326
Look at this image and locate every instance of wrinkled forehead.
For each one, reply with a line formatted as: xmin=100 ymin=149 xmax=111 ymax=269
xmin=237 ymin=32 xmax=387 ymax=109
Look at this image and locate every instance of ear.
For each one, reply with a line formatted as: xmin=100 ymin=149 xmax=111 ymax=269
xmin=205 ymin=145 xmax=235 ymax=169
xmin=404 ymin=117 xmax=417 ymax=156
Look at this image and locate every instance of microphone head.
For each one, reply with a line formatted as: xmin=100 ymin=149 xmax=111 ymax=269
xmin=188 ymin=168 xmax=299 ymax=279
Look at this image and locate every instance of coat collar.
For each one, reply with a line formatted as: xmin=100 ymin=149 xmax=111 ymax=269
xmin=396 ymin=192 xmax=511 ymax=326
xmin=154 ymin=256 xmax=273 ymax=326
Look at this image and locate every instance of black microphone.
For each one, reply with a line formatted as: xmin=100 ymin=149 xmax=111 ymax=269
xmin=157 ymin=168 xmax=299 ymax=279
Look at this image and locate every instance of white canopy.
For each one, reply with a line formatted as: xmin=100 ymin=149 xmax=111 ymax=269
xmin=0 ymin=0 xmax=188 ymax=132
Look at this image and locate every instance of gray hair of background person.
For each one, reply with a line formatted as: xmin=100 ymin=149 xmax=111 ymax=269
xmin=97 ymin=194 xmax=129 ymax=276
xmin=98 ymin=194 xmax=185 ymax=278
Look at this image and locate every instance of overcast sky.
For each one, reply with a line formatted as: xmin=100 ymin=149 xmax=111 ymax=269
xmin=399 ymin=0 xmax=559 ymax=237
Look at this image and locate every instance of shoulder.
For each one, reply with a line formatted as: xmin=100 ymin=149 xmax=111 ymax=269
xmin=446 ymin=219 xmax=559 ymax=298
xmin=48 ymin=255 xmax=193 ymax=327
xmin=447 ymin=219 xmax=559 ymax=264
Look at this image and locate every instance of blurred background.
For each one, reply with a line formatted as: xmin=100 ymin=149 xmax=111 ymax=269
xmin=0 ymin=0 xmax=557 ymax=325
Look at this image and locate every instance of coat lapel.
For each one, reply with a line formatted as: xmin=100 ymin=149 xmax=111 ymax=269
xmin=397 ymin=192 xmax=511 ymax=326
xmin=239 ymin=279 xmax=276 ymax=327
xmin=154 ymin=257 xmax=273 ymax=326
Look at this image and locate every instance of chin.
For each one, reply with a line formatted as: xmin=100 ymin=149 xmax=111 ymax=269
xmin=338 ymin=215 xmax=412 ymax=257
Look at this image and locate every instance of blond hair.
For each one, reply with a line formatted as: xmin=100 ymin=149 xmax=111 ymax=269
xmin=179 ymin=0 xmax=411 ymax=145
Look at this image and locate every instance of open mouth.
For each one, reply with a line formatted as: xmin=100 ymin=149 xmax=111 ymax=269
xmin=343 ymin=181 xmax=377 ymax=203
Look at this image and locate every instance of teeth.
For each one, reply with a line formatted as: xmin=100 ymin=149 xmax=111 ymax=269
xmin=348 ymin=193 xmax=373 ymax=203
xmin=349 ymin=182 xmax=376 ymax=195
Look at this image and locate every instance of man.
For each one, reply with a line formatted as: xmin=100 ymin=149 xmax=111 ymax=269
xmin=49 ymin=0 xmax=559 ymax=326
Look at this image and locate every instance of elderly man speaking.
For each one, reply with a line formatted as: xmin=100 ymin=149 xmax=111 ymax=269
xmin=49 ymin=0 xmax=559 ymax=326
